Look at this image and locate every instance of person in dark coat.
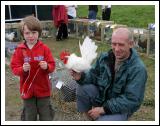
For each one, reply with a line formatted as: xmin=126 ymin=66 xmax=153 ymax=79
xmin=70 ymin=28 xmax=147 ymax=121
xmin=102 ymin=5 xmax=111 ymax=21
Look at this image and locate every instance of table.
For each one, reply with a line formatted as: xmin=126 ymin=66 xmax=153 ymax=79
xmin=68 ymin=19 xmax=114 ymax=42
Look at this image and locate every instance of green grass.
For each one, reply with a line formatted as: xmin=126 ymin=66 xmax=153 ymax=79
xmin=140 ymin=54 xmax=155 ymax=107
xmin=77 ymin=5 xmax=155 ymax=28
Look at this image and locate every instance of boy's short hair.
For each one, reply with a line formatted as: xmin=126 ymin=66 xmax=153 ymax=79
xmin=20 ymin=15 xmax=42 ymax=37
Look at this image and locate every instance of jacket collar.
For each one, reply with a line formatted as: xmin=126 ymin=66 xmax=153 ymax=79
xmin=104 ymin=48 xmax=138 ymax=64
xmin=17 ymin=40 xmax=43 ymax=49
xmin=123 ymin=48 xmax=138 ymax=65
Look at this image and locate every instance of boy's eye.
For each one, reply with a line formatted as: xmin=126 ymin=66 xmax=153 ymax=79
xmin=24 ymin=32 xmax=29 ymax=35
xmin=24 ymin=31 xmax=38 ymax=35
xmin=32 ymin=31 xmax=38 ymax=34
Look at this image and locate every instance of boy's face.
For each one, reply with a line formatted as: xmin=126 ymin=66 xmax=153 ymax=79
xmin=23 ymin=25 xmax=39 ymax=44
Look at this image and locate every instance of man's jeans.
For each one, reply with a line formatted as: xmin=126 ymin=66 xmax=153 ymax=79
xmin=76 ymin=84 xmax=129 ymax=121
xmin=88 ymin=10 xmax=97 ymax=32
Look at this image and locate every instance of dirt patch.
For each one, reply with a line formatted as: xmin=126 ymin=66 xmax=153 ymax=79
xmin=5 ymin=61 xmax=22 ymax=121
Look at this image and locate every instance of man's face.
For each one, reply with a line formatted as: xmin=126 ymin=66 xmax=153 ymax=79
xmin=111 ymin=32 xmax=132 ymax=61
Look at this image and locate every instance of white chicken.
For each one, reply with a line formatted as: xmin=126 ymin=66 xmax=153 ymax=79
xmin=60 ymin=36 xmax=98 ymax=72
xmin=5 ymin=32 xmax=15 ymax=41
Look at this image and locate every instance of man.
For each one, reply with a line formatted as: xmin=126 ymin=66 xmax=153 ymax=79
xmin=71 ymin=28 xmax=147 ymax=121
xmin=65 ymin=5 xmax=78 ymax=33
xmin=88 ymin=5 xmax=98 ymax=37
xmin=102 ymin=5 xmax=111 ymax=21
xmin=88 ymin=5 xmax=98 ymax=20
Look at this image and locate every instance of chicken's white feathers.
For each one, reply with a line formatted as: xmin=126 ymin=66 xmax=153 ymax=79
xmin=5 ymin=32 xmax=15 ymax=41
xmin=65 ymin=36 xmax=97 ymax=72
xmin=79 ymin=36 xmax=98 ymax=65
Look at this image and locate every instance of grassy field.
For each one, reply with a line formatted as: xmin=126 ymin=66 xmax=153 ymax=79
xmin=77 ymin=5 xmax=155 ymax=28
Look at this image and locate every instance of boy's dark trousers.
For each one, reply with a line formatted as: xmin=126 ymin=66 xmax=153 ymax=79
xmin=21 ymin=96 xmax=54 ymax=121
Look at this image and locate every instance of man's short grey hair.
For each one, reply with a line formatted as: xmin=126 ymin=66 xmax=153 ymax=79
xmin=113 ymin=27 xmax=134 ymax=43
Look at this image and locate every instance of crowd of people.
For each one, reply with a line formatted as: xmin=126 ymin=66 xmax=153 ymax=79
xmin=52 ymin=5 xmax=112 ymax=41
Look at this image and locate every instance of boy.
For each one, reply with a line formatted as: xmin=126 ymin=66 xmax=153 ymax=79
xmin=10 ymin=16 xmax=55 ymax=121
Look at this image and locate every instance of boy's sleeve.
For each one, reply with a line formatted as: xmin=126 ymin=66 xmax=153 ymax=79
xmin=10 ymin=48 xmax=25 ymax=76
xmin=44 ymin=47 xmax=55 ymax=73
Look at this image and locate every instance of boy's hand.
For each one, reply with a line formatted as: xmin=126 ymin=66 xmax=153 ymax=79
xmin=23 ymin=62 xmax=30 ymax=72
xmin=39 ymin=61 xmax=48 ymax=70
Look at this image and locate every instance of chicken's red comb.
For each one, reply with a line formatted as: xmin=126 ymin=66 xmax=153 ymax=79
xmin=60 ymin=50 xmax=70 ymax=64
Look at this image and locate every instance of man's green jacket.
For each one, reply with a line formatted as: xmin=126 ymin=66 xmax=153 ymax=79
xmin=77 ymin=48 xmax=147 ymax=115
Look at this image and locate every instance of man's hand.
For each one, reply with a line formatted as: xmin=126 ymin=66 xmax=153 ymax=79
xmin=70 ymin=70 xmax=82 ymax=81
xmin=88 ymin=107 xmax=105 ymax=120
xmin=23 ymin=62 xmax=30 ymax=72
xmin=39 ymin=61 xmax=48 ymax=70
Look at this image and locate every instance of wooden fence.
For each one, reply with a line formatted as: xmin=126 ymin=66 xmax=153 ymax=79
xmin=5 ymin=20 xmax=155 ymax=56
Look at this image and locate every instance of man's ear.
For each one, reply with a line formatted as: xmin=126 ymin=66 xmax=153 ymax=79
xmin=129 ymin=41 xmax=134 ymax=48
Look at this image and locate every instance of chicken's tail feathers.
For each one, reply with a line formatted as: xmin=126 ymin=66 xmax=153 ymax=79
xmin=5 ymin=32 xmax=15 ymax=41
xmin=79 ymin=36 xmax=98 ymax=64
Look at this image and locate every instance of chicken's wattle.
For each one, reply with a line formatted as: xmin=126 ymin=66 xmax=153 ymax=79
xmin=60 ymin=50 xmax=70 ymax=64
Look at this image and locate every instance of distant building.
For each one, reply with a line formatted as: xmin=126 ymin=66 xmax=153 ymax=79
xmin=5 ymin=5 xmax=53 ymax=22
